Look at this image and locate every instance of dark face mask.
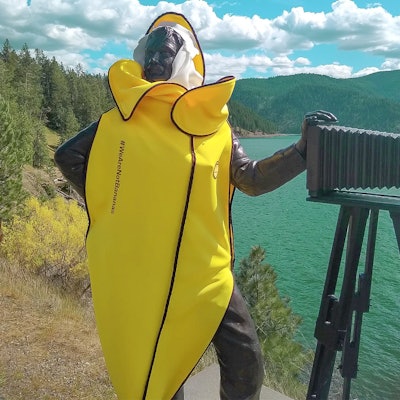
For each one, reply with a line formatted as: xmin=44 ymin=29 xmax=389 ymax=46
xmin=143 ymin=27 xmax=184 ymax=82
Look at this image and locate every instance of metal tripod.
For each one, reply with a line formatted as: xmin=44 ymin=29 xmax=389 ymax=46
xmin=306 ymin=191 xmax=400 ymax=400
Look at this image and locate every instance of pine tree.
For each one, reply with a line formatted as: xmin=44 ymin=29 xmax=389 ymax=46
xmin=0 ymin=40 xmax=18 ymax=101
xmin=41 ymin=58 xmax=72 ymax=135
xmin=69 ymin=68 xmax=106 ymax=129
xmin=235 ymin=245 xmax=312 ymax=396
xmin=0 ymin=95 xmax=27 ymax=221
xmin=14 ymin=43 xmax=43 ymax=119
xmin=32 ymin=121 xmax=50 ymax=168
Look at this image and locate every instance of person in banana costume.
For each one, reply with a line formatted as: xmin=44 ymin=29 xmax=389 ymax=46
xmin=55 ymin=12 xmax=336 ymax=400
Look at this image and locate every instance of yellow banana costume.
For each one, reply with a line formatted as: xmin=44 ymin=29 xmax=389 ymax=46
xmin=85 ymin=13 xmax=236 ymax=400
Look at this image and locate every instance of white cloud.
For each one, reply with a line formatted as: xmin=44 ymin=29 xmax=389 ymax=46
xmin=352 ymin=66 xmax=381 ymax=77
xmin=295 ymin=57 xmax=311 ymax=66
xmin=272 ymin=63 xmax=355 ymax=79
xmin=382 ymin=58 xmax=400 ymax=69
xmin=203 ymin=53 xmax=250 ymax=82
xmin=0 ymin=0 xmax=399 ymax=79
xmin=199 ymin=14 xmax=273 ymax=50
xmin=44 ymin=24 xmax=104 ymax=50
xmin=204 ymin=53 xmax=359 ymax=80
xmin=45 ymin=49 xmax=88 ymax=68
xmin=272 ymin=0 xmax=400 ymax=57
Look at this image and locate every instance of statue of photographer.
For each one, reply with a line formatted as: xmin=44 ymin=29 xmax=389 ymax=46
xmin=55 ymin=12 xmax=336 ymax=400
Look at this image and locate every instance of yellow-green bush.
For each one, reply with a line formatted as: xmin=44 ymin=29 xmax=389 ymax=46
xmin=1 ymin=196 xmax=89 ymax=292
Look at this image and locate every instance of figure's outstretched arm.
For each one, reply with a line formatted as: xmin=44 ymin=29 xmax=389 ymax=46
xmin=230 ymin=110 xmax=337 ymax=196
xmin=230 ymin=134 xmax=306 ymax=196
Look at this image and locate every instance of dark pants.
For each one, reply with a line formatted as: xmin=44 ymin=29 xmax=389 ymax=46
xmin=172 ymin=284 xmax=264 ymax=400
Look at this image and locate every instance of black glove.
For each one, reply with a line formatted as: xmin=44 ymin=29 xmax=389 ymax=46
xmin=304 ymin=110 xmax=338 ymax=126
xmin=297 ymin=110 xmax=338 ymax=158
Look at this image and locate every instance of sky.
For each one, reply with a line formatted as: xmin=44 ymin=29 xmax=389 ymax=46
xmin=1 ymin=0 xmax=399 ymax=82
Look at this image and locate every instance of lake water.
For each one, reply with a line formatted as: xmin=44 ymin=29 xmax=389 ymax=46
xmin=231 ymin=136 xmax=400 ymax=400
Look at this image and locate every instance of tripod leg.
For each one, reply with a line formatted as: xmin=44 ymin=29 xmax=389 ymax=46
xmin=389 ymin=211 xmax=400 ymax=253
xmin=340 ymin=210 xmax=378 ymax=399
xmin=307 ymin=206 xmax=369 ymax=400
xmin=307 ymin=206 xmax=350 ymax=399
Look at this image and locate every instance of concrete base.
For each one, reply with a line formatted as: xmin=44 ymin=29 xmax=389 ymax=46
xmin=184 ymin=364 xmax=294 ymax=400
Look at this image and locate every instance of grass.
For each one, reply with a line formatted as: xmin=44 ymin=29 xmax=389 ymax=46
xmin=45 ymin=128 xmax=61 ymax=150
xmin=0 ymin=259 xmax=116 ymax=400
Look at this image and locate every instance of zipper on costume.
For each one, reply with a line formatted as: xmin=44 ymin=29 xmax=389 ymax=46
xmin=142 ymin=136 xmax=196 ymax=400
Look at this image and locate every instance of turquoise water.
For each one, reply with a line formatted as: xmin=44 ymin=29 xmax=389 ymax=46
xmin=231 ymin=136 xmax=400 ymax=400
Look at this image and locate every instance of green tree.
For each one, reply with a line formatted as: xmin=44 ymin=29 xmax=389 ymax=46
xmin=228 ymin=100 xmax=276 ymax=134
xmin=32 ymin=120 xmax=50 ymax=168
xmin=0 ymin=59 xmax=9 ymax=98
xmin=0 ymin=40 xmax=18 ymax=101
xmin=14 ymin=43 xmax=43 ymax=119
xmin=42 ymin=58 xmax=75 ymax=136
xmin=0 ymin=95 xmax=27 ymax=221
xmin=68 ymin=67 xmax=112 ymax=131
xmin=236 ymin=245 xmax=312 ymax=398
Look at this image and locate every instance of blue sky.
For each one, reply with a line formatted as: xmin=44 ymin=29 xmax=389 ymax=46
xmin=2 ymin=0 xmax=399 ymax=81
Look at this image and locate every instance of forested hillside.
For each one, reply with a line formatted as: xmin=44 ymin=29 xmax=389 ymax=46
xmin=0 ymin=39 xmax=115 ymax=221
xmin=228 ymin=100 xmax=277 ymax=135
xmin=231 ymin=71 xmax=400 ymax=134
xmin=1 ymin=40 xmax=114 ymax=142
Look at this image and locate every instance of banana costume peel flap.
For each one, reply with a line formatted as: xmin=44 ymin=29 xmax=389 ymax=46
xmin=109 ymin=59 xmax=235 ymax=135
xmin=85 ymin=13 xmax=236 ymax=400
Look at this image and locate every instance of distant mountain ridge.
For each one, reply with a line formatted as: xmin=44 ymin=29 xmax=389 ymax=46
xmin=229 ymin=70 xmax=400 ymax=134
